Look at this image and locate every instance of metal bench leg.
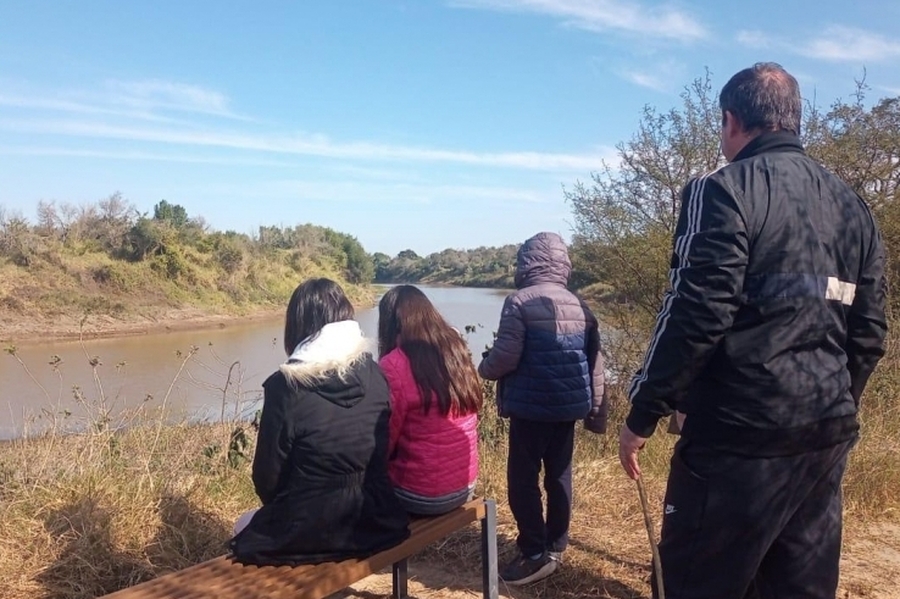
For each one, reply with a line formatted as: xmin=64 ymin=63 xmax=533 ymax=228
xmin=392 ymin=558 xmax=409 ymax=599
xmin=481 ymin=499 xmax=499 ymax=599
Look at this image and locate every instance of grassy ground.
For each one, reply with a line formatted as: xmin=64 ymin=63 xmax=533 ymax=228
xmin=1 ymin=369 xmax=898 ymax=599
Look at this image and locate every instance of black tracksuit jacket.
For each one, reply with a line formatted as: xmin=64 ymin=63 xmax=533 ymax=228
xmin=626 ymin=131 xmax=887 ymax=456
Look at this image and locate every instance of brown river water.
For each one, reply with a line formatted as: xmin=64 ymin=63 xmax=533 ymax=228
xmin=1 ymin=285 xmax=508 ymax=439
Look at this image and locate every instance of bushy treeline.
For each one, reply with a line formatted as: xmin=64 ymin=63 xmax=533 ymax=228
xmin=0 ymin=195 xmax=373 ymax=321
xmin=372 ymin=245 xmax=518 ymax=288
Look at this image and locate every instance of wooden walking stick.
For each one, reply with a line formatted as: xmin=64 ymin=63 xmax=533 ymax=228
xmin=637 ymin=476 xmax=665 ymax=599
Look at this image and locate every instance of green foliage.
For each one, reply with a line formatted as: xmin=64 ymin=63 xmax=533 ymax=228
xmin=256 ymin=223 xmax=372 ymax=284
xmin=202 ymin=424 xmax=253 ymax=469
xmin=123 ymin=217 xmax=172 ymax=261
xmin=566 ymin=72 xmax=723 ymax=360
xmin=338 ymin=234 xmax=374 ymax=284
xmin=0 ymin=196 xmax=374 ymax=323
xmin=375 ymin=245 xmax=517 ymax=288
xmin=0 ymin=211 xmax=39 ymax=267
xmin=150 ymin=247 xmax=191 ymax=281
xmin=153 ymin=200 xmax=189 ymax=229
xmin=211 ymin=234 xmax=246 ymax=275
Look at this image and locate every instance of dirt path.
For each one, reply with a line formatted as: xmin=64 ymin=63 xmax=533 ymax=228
xmin=327 ymin=520 xmax=900 ymax=599
xmin=841 ymin=522 xmax=900 ymax=598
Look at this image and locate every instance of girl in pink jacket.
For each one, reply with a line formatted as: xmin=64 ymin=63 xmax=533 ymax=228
xmin=377 ymin=285 xmax=482 ymax=515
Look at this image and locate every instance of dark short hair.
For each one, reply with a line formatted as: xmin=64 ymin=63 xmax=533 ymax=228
xmin=283 ymin=278 xmax=354 ymax=355
xmin=719 ymin=62 xmax=802 ymax=136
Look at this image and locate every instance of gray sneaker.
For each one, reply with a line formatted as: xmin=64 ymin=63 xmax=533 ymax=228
xmin=499 ymin=552 xmax=558 ymax=586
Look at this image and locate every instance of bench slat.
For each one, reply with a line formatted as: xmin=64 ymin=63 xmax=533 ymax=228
xmin=99 ymin=499 xmax=487 ymax=599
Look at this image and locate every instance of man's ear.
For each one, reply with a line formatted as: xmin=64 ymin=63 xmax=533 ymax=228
xmin=723 ymin=110 xmax=745 ymax=136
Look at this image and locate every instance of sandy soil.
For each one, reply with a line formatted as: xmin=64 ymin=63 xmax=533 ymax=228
xmin=0 ymin=307 xmax=283 ymax=346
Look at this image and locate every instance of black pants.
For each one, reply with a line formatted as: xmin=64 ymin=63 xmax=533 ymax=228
xmin=507 ymin=417 xmax=575 ymax=557
xmin=655 ymin=438 xmax=853 ymax=599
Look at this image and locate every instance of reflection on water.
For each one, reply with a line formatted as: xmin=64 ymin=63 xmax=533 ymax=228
xmin=1 ymin=286 xmax=509 ymax=439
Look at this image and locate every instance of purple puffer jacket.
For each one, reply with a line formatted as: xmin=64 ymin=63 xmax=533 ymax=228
xmin=478 ymin=232 xmax=607 ymax=432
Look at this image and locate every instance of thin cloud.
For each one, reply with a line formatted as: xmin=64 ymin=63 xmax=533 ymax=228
xmin=608 ymin=57 xmax=686 ymax=93
xmin=735 ymin=30 xmax=772 ymax=49
xmin=0 ymin=118 xmax=615 ymax=172
xmin=0 ymin=93 xmax=184 ymax=124
xmin=104 ymin=79 xmax=249 ymax=119
xmin=206 ymin=179 xmax=553 ymax=206
xmin=801 ymin=26 xmax=900 ymax=62
xmin=0 ymin=145 xmax=294 ymax=167
xmin=449 ymin=0 xmax=706 ymax=42
xmin=737 ymin=26 xmax=900 ymax=63
xmin=1 ymin=80 xmax=252 ymax=123
xmin=621 ymin=71 xmax=668 ymax=92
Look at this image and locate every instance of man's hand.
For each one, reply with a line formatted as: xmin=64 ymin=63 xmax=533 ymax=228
xmin=618 ymin=425 xmax=649 ymax=480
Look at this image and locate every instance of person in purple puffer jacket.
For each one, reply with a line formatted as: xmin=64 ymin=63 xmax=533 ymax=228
xmin=478 ymin=231 xmax=607 ymax=586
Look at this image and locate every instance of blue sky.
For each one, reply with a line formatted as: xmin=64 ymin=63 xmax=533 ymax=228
xmin=2 ymin=1 xmax=899 ymax=256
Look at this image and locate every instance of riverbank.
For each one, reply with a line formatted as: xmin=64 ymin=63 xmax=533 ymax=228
xmin=0 ymin=216 xmax=376 ymax=347
xmin=0 ymin=305 xmax=285 ymax=346
xmin=0 ymin=284 xmax=377 ymax=346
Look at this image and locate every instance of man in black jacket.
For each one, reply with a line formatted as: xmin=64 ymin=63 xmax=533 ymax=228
xmin=618 ymin=62 xmax=887 ymax=598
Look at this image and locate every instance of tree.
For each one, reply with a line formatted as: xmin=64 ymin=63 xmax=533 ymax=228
xmin=153 ymin=200 xmax=189 ymax=229
xmin=339 ymin=235 xmax=374 ymax=284
xmin=372 ymin=252 xmax=392 ymax=281
xmin=565 ymin=73 xmax=723 ymax=376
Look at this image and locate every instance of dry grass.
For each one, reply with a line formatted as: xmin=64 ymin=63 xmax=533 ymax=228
xmin=0 ymin=375 xmax=898 ymax=599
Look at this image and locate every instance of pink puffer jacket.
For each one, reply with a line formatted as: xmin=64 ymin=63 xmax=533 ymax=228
xmin=379 ymin=348 xmax=479 ymax=497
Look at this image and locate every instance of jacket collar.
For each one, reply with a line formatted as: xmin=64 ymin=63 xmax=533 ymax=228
xmin=733 ymin=130 xmax=805 ymax=163
xmin=280 ymin=320 xmax=371 ymax=386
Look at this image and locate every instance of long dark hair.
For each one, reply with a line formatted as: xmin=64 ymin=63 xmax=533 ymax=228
xmin=378 ymin=285 xmax=482 ymax=416
xmin=283 ymin=278 xmax=355 ymax=355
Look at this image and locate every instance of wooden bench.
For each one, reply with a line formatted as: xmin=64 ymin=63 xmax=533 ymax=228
xmin=98 ymin=498 xmax=498 ymax=599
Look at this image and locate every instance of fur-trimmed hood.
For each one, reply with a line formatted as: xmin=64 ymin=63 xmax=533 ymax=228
xmin=279 ymin=320 xmax=373 ymax=408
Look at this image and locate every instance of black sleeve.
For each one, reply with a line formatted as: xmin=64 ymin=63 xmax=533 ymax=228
xmin=846 ymin=218 xmax=888 ymax=404
xmin=625 ymin=175 xmax=749 ymax=437
xmin=251 ymin=376 xmax=294 ymax=505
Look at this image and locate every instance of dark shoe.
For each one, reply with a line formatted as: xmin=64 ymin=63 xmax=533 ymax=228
xmin=500 ymin=551 xmax=557 ymax=586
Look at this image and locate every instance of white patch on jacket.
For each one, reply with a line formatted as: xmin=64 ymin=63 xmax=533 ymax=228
xmin=280 ymin=320 xmax=372 ymax=386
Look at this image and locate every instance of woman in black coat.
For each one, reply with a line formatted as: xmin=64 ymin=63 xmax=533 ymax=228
xmin=230 ymin=278 xmax=409 ymax=566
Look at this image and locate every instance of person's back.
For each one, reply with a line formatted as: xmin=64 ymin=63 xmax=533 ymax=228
xmin=478 ymin=232 xmax=606 ymax=586
xmin=676 ymin=138 xmax=884 ymax=455
xmin=230 ymin=279 xmax=409 ymax=566
xmin=479 ymin=232 xmax=604 ymax=423
xmin=618 ymin=63 xmax=887 ymax=599
xmin=380 ymin=347 xmax=478 ymax=501
xmin=377 ymin=285 xmax=482 ymax=516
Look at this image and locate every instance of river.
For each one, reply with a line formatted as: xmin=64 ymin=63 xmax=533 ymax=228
xmin=1 ymin=285 xmax=509 ymax=439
